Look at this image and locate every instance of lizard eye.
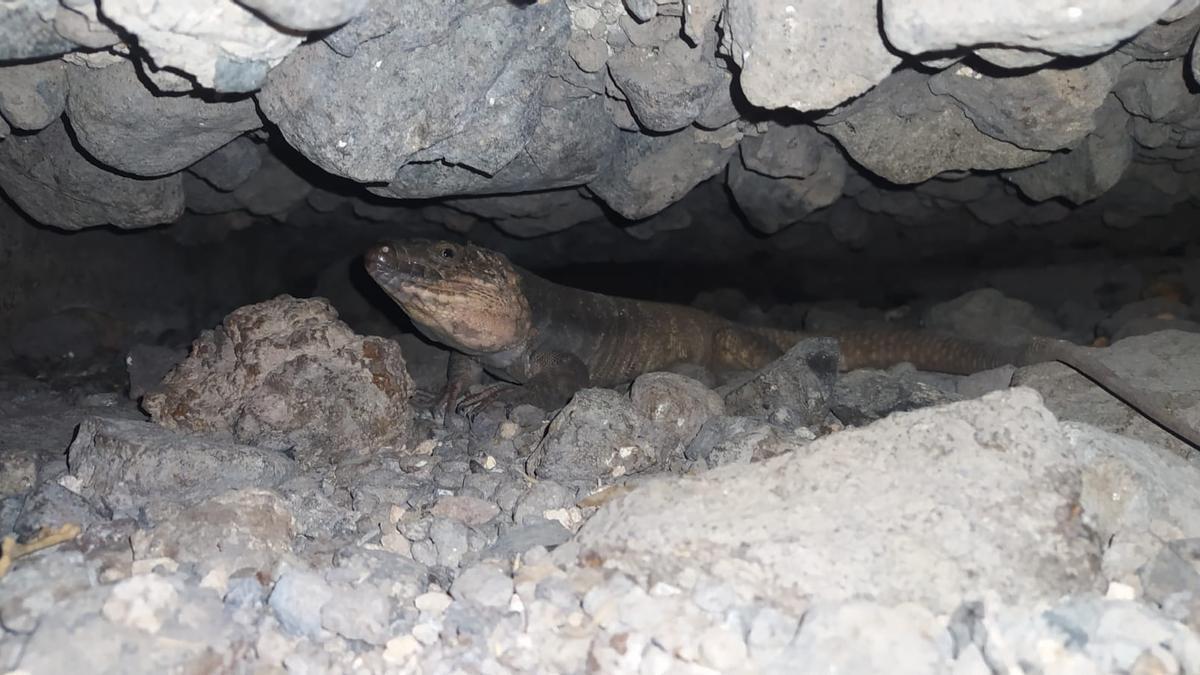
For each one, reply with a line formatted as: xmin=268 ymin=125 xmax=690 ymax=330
xmin=440 ymin=246 xmax=455 ymax=259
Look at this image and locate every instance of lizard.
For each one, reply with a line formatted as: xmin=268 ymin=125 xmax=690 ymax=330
xmin=364 ymin=238 xmax=1200 ymax=450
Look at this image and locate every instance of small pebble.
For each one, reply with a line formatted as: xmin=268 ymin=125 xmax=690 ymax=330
xmin=451 ymin=563 xmax=515 ymax=609
xmin=414 ymin=591 xmax=453 ymax=615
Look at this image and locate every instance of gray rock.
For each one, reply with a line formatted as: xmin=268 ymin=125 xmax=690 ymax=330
xmin=0 ymin=119 xmax=185 ymax=230
xmin=723 ymin=338 xmax=839 ymax=425
xmin=1122 ymin=8 xmax=1200 ymax=60
xmin=789 ymin=601 xmax=950 ymax=673
xmin=1193 ymin=27 xmax=1200 ymax=82
xmin=1113 ymin=59 xmax=1200 ymax=124
xmin=630 ymin=371 xmax=725 ymax=449
xmin=1140 ymin=539 xmax=1200 ymax=607
xmin=623 ymin=0 xmax=657 ymax=22
xmin=531 ymin=389 xmax=665 ymax=483
xmin=133 ymin=488 xmax=297 ymax=575
xmin=720 ymin=0 xmax=901 ymax=111
xmin=141 ymin=296 xmax=413 ymax=466
xmin=445 ymin=189 xmax=605 ymax=239
xmin=235 ymin=0 xmax=368 ymax=31
xmin=726 ymin=145 xmax=846 ymax=234
xmin=126 ymin=344 xmax=186 ymax=401
xmin=322 ymin=0 xmax=468 ymax=58
xmin=927 ymin=54 xmax=1125 ymax=151
xmin=11 ymin=481 xmax=105 ymax=538
xmin=54 ymin=1 xmax=119 ymax=49
xmin=882 ymin=0 xmax=1182 ymax=57
xmin=513 ymin=480 xmax=574 ymax=526
xmin=67 ymin=416 xmax=296 ymax=507
xmin=924 ymin=288 xmax=1062 ymax=348
xmin=0 ymin=60 xmax=67 ymax=131
xmin=259 ymin=1 xmax=569 ymax=183
xmin=739 ymin=124 xmax=831 ymax=179
xmin=588 ymin=126 xmax=738 ymax=220
xmin=818 ymin=70 xmax=1049 ymax=184
xmin=1014 ymin=330 xmax=1200 ymax=456
xmin=450 ymin=562 xmax=514 ymax=609
xmin=431 ymin=517 xmax=470 ymax=568
xmin=972 ymin=47 xmax=1058 ymax=69
xmin=1098 ymin=297 xmax=1195 ymax=339
xmin=1004 ymin=96 xmax=1133 ymax=205
xmin=269 ymin=568 xmax=335 ymax=637
xmin=222 ymin=151 xmax=312 ymax=219
xmin=832 ymin=369 xmax=960 ymax=426
xmin=0 ymin=0 xmax=79 ymax=60
xmin=607 ymin=38 xmax=726 ymax=132
xmin=685 ymin=416 xmax=810 ymax=468
xmin=577 ymin=389 xmax=1102 ymax=615
xmin=320 ymin=587 xmax=394 ymax=644
xmin=65 ymin=60 xmax=261 ymax=177
xmin=373 ymin=85 xmax=618 ymax=199
xmin=97 ymin=0 xmax=303 ymax=92
xmin=429 ymin=495 xmax=501 ymax=527
xmin=186 ymin=137 xmax=263 ymax=192
xmin=480 ymin=522 xmax=572 ymax=560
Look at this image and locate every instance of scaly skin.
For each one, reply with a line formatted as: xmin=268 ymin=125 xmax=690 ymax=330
xmin=365 ymin=239 xmax=1200 ymax=449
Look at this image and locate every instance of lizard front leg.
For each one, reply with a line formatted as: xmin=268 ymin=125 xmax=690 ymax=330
xmin=458 ymin=349 xmax=590 ymax=416
xmin=436 ymin=352 xmax=484 ymax=425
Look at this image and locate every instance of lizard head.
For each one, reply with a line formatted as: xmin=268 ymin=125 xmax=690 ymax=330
xmin=364 ymin=239 xmax=533 ymax=355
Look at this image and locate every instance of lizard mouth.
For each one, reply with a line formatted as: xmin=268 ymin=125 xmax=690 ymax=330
xmin=364 ymin=244 xmax=427 ymax=299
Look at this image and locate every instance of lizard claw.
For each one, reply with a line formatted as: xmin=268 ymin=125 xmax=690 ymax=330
xmin=456 ymin=382 xmax=519 ymax=418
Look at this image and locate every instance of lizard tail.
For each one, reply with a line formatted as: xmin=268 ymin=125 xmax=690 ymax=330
xmin=1020 ymin=338 xmax=1200 ymax=450
xmin=749 ymin=326 xmax=1024 ymax=374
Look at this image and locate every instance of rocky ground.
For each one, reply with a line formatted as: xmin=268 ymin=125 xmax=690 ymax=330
xmin=2 ymin=257 xmax=1200 ymax=674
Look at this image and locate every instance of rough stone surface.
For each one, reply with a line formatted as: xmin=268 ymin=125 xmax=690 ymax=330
xmin=685 ymin=416 xmax=811 ymax=469
xmin=723 ymin=338 xmax=840 ymax=425
xmin=608 ymin=38 xmax=726 ymax=132
xmin=832 ymin=369 xmax=960 ymax=426
xmin=67 ymin=415 xmax=294 ymax=511
xmin=531 ymin=389 xmax=666 ymax=484
xmin=0 ymin=60 xmax=67 ymax=131
xmin=924 ymin=288 xmax=1063 ymax=348
xmin=0 ymin=119 xmax=185 ymax=230
xmin=65 ymin=60 xmax=261 ymax=177
xmin=629 ymin=372 xmax=724 ymax=450
xmin=1005 ymin=96 xmax=1134 ymax=204
xmin=258 ymin=2 xmax=570 ymax=183
xmin=588 ymin=126 xmax=738 ymax=220
xmin=236 ymin=0 xmax=368 ymax=31
xmin=818 ymin=70 xmax=1049 ymax=184
xmin=927 ymin=55 xmax=1125 ymax=151
xmin=882 ymin=0 xmax=1183 ymax=57
xmin=720 ymin=0 xmax=902 ymax=111
xmin=1013 ymin=330 xmax=1200 ymax=456
xmin=142 ymin=295 xmax=414 ymax=465
xmin=577 ymin=389 xmax=1102 ymax=614
xmin=97 ymin=0 xmax=303 ymax=92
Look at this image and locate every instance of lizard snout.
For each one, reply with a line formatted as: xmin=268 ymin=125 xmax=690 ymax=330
xmin=364 ymin=244 xmax=394 ymax=274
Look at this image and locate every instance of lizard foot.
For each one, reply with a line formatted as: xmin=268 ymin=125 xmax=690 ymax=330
xmin=456 ymin=382 xmax=520 ymax=418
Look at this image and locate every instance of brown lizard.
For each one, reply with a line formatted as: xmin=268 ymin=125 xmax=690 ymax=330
xmin=364 ymin=238 xmax=1200 ymax=449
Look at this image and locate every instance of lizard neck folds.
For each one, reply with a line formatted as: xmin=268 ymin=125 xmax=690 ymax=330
xmin=364 ymin=239 xmax=534 ymax=355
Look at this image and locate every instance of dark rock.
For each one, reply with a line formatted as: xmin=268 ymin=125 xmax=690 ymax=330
xmin=832 ymin=369 xmax=961 ymax=426
xmin=1122 ymin=9 xmax=1200 ymax=60
xmin=68 ymin=416 xmax=296 ymax=509
xmin=512 ymin=480 xmax=573 ymax=526
xmin=817 ymin=70 xmax=1049 ymax=184
xmin=722 ymin=338 xmax=840 ymax=426
xmin=65 ymin=60 xmax=261 ymax=177
xmin=1112 ymin=318 xmax=1200 ymax=342
xmin=445 ymin=189 xmax=605 ymax=239
xmin=142 ymin=296 xmax=414 ymax=465
xmin=924 ymin=289 xmax=1063 ymax=348
xmin=126 ymin=344 xmax=186 ymax=401
xmin=481 ymin=521 xmax=572 ymax=560
xmin=927 ymin=53 xmax=1125 ymax=151
xmin=726 ymin=145 xmax=846 ymax=234
xmin=588 ymin=126 xmax=738 ymax=219
xmin=1113 ymin=59 xmax=1200 ymax=125
xmin=1004 ymin=96 xmax=1133 ymax=205
xmin=607 ymin=38 xmax=726 ymax=132
xmin=0 ymin=119 xmax=184 ymax=230
xmin=530 ymin=390 xmax=665 ymax=483
xmin=259 ymin=1 xmax=570 ymax=183
xmin=11 ymin=481 xmax=105 ymax=539
xmin=0 ymin=60 xmax=68 ymax=131
xmin=685 ymin=416 xmax=810 ymax=468
xmin=186 ymin=137 xmax=263 ymax=192
xmin=630 ymin=371 xmax=724 ymax=450
xmin=1098 ymin=297 xmax=1195 ymax=339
